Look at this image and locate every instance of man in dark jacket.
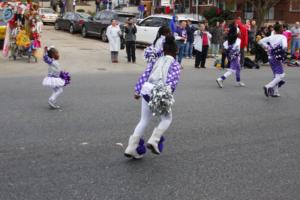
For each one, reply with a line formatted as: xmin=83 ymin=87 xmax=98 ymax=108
xmin=185 ymin=19 xmax=196 ymax=58
xmin=124 ymin=18 xmax=137 ymax=63
xmin=210 ymin=21 xmax=223 ymax=58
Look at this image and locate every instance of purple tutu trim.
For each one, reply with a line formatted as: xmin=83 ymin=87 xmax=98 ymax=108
xmin=136 ymin=139 xmax=146 ymax=155
xmin=158 ymin=136 xmax=165 ymax=153
xmin=59 ymin=71 xmax=71 ymax=86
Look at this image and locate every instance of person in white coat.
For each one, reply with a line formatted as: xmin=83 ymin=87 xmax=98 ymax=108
xmin=193 ymin=23 xmax=212 ymax=68
xmin=106 ymin=19 xmax=122 ymax=63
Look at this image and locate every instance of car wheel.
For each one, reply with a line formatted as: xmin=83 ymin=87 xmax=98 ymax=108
xmin=81 ymin=26 xmax=87 ymax=38
xmin=54 ymin=22 xmax=60 ymax=30
xmin=69 ymin=25 xmax=74 ymax=34
xmin=101 ymin=29 xmax=108 ymax=42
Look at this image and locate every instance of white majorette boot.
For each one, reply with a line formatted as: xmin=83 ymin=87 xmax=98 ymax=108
xmin=147 ymin=128 xmax=165 ymax=155
xmin=124 ymin=135 xmax=146 ymax=159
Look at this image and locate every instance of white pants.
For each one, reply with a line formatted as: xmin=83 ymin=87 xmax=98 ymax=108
xmin=133 ymin=98 xmax=172 ymax=137
xmin=266 ymin=73 xmax=285 ymax=94
xmin=49 ymin=87 xmax=63 ymax=102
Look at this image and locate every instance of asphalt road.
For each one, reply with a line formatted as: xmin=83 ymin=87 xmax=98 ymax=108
xmin=0 ymin=27 xmax=300 ymax=200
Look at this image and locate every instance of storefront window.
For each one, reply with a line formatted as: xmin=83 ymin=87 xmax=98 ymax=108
xmin=290 ymin=0 xmax=300 ymax=11
xmin=225 ymin=0 xmax=236 ymax=11
xmin=193 ymin=0 xmax=215 ymax=6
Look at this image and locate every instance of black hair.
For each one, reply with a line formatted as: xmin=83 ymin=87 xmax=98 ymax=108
xmin=163 ymin=36 xmax=177 ymax=56
xmin=47 ymin=47 xmax=58 ymax=58
xmin=274 ymin=23 xmax=282 ymax=33
xmin=228 ymin=26 xmax=238 ymax=45
xmin=153 ymin=26 xmax=171 ymax=46
xmin=111 ymin=19 xmax=116 ymax=23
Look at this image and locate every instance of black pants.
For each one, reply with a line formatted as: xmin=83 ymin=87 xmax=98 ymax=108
xmin=221 ymin=51 xmax=230 ymax=69
xmin=126 ymin=41 xmax=136 ymax=62
xmin=195 ymin=45 xmax=208 ymax=68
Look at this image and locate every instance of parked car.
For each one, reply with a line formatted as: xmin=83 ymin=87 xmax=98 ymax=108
xmin=0 ymin=9 xmax=7 ymax=50
xmin=54 ymin=12 xmax=91 ymax=34
xmin=135 ymin=15 xmax=199 ymax=45
xmin=81 ymin=10 xmax=135 ymax=42
xmin=38 ymin=8 xmax=58 ymax=24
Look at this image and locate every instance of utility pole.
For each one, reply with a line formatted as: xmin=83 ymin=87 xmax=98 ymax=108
xmin=196 ymin=0 xmax=198 ymax=20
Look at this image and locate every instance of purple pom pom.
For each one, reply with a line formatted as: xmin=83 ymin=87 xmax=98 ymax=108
xmin=158 ymin=136 xmax=165 ymax=153
xmin=268 ymin=43 xmax=287 ymax=62
xmin=136 ymin=139 xmax=146 ymax=155
xmin=59 ymin=71 xmax=71 ymax=86
xmin=144 ymin=45 xmax=164 ymax=63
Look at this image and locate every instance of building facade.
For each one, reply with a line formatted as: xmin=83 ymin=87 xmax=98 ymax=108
xmin=189 ymin=0 xmax=300 ymax=24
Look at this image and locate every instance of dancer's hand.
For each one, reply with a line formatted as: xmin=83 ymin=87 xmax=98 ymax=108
xmin=134 ymin=94 xmax=140 ymax=100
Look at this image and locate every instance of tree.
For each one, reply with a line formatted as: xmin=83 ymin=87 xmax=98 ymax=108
xmin=247 ymin=0 xmax=281 ymax=28
xmin=65 ymin=0 xmax=74 ymax=12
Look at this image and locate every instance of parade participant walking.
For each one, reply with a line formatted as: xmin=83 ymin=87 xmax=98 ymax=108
xmin=216 ymin=26 xmax=246 ymax=88
xmin=259 ymin=24 xmax=287 ymax=97
xmin=124 ymin=17 xmax=137 ymax=63
xmin=106 ymin=19 xmax=122 ymax=63
xmin=210 ymin=21 xmax=223 ymax=58
xmin=144 ymin=26 xmax=171 ymax=64
xmin=185 ymin=19 xmax=196 ymax=59
xmin=193 ymin=23 xmax=211 ymax=68
xmin=124 ymin=36 xmax=181 ymax=159
xmin=174 ymin=20 xmax=187 ymax=64
xmin=42 ymin=46 xmax=71 ymax=109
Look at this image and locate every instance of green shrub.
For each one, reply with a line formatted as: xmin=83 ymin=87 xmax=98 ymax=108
xmin=76 ymin=9 xmax=85 ymax=13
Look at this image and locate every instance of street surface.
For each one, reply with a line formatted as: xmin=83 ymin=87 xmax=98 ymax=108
xmin=0 ymin=26 xmax=300 ymax=200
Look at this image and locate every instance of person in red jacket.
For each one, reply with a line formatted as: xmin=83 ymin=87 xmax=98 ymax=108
xmin=236 ymin=18 xmax=248 ymax=68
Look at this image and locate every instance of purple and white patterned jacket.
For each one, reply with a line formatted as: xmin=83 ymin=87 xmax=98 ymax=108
xmin=135 ymin=57 xmax=181 ymax=95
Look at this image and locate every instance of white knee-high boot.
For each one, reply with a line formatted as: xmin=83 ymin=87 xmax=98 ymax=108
xmin=147 ymin=128 xmax=165 ymax=155
xmin=124 ymin=135 xmax=146 ymax=159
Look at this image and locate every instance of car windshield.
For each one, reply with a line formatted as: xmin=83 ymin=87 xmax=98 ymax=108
xmin=117 ymin=14 xmax=135 ymax=23
xmin=78 ymin=13 xmax=90 ymax=19
xmin=41 ymin=9 xmax=54 ymax=14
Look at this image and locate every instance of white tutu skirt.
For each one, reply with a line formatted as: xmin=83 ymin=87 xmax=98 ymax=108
xmin=42 ymin=77 xmax=65 ymax=88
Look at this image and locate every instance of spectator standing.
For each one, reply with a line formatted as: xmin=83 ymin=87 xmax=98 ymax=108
xmin=50 ymin=0 xmax=57 ymax=12
xmin=58 ymin=0 xmax=65 ymax=17
xmin=210 ymin=21 xmax=223 ymax=58
xmin=248 ymin=20 xmax=257 ymax=52
xmin=106 ymin=19 xmax=122 ymax=63
xmin=221 ymin=25 xmax=229 ymax=69
xmin=95 ymin=0 xmax=101 ymax=13
xmin=236 ymin=18 xmax=248 ymax=68
xmin=291 ymin=22 xmax=300 ymax=57
xmin=174 ymin=20 xmax=187 ymax=64
xmin=193 ymin=23 xmax=212 ymax=69
xmin=184 ymin=20 xmax=196 ymax=59
xmin=138 ymin=3 xmax=145 ymax=19
xmin=124 ymin=18 xmax=137 ymax=63
xmin=72 ymin=0 xmax=76 ymax=11
xmin=283 ymin=24 xmax=292 ymax=53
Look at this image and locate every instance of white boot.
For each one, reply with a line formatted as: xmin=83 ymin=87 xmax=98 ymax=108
xmin=124 ymin=135 xmax=146 ymax=159
xmin=147 ymin=128 xmax=165 ymax=155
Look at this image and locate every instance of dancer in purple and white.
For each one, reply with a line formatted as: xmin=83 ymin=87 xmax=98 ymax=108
xmin=124 ymin=36 xmax=181 ymax=159
xmin=144 ymin=26 xmax=171 ymax=64
xmin=259 ymin=23 xmax=287 ymax=97
xmin=42 ymin=46 xmax=71 ymax=109
xmin=216 ymin=26 xmax=246 ymax=88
